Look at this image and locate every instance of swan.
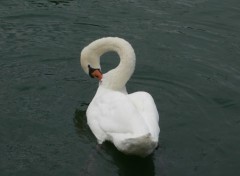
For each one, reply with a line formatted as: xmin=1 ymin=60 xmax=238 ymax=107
xmin=80 ymin=37 xmax=160 ymax=157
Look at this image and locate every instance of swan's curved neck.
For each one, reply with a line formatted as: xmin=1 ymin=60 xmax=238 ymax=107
xmin=89 ymin=37 xmax=136 ymax=91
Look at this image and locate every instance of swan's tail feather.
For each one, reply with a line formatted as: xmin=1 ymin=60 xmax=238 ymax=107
xmin=114 ymin=133 xmax=158 ymax=157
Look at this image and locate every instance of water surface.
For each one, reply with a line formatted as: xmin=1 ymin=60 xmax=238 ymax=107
xmin=1 ymin=0 xmax=240 ymax=175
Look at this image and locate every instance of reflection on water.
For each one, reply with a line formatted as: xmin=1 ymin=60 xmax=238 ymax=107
xmin=49 ymin=0 xmax=73 ymax=6
xmin=73 ymin=106 xmax=94 ymax=141
xmin=102 ymin=142 xmax=156 ymax=176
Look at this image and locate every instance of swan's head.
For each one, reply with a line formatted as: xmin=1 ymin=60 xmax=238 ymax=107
xmin=80 ymin=46 xmax=102 ymax=81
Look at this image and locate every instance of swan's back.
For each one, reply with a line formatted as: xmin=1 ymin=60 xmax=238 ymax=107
xmin=87 ymin=86 xmax=159 ymax=157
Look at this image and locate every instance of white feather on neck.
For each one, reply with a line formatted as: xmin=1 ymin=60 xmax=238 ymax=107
xmin=84 ymin=37 xmax=136 ymax=91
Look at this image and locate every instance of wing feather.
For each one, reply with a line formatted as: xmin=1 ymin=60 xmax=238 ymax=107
xmin=87 ymin=91 xmax=149 ymax=137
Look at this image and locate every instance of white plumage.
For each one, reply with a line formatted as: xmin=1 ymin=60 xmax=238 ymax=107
xmin=80 ymin=37 xmax=160 ymax=157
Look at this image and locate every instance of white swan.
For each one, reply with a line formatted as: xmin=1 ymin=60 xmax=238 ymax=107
xmin=80 ymin=37 xmax=160 ymax=157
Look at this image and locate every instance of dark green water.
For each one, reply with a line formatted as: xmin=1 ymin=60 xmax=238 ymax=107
xmin=1 ymin=0 xmax=240 ymax=175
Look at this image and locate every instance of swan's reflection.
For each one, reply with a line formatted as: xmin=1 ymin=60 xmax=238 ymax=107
xmin=101 ymin=141 xmax=155 ymax=176
xmin=73 ymin=107 xmax=94 ymax=141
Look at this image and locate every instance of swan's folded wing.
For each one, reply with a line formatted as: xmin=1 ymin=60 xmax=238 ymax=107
xmin=87 ymin=91 xmax=149 ymax=137
xmin=128 ymin=91 xmax=160 ymax=141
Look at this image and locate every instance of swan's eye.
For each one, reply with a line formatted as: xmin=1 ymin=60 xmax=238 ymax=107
xmin=88 ymin=65 xmax=95 ymax=78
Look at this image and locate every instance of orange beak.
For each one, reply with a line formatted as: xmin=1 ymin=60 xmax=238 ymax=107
xmin=91 ymin=69 xmax=103 ymax=81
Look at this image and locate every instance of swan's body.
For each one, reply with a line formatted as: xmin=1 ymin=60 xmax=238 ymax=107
xmin=80 ymin=37 xmax=160 ymax=157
